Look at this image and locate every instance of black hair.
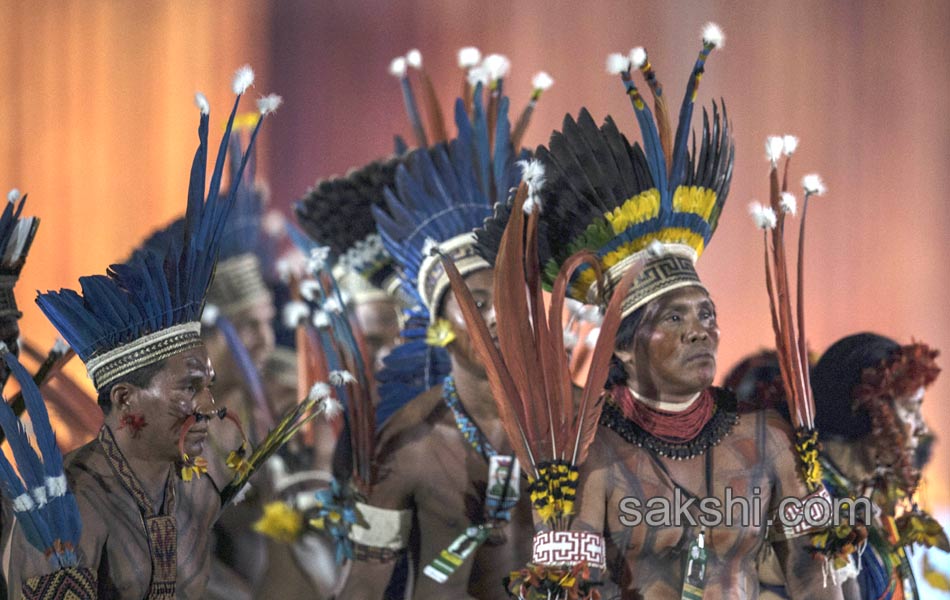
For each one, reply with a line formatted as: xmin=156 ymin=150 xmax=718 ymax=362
xmin=604 ymin=306 xmax=646 ymax=390
xmin=812 ymin=332 xmax=899 ymax=440
xmin=95 ymin=358 xmax=168 ymax=415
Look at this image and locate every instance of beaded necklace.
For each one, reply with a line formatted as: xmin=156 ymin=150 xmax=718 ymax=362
xmin=442 ymin=375 xmax=497 ymax=463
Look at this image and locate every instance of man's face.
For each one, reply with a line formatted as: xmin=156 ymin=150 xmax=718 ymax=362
xmin=624 ymin=286 xmax=720 ymax=398
xmin=440 ymin=268 xmax=496 ymax=376
xmin=893 ymin=386 xmax=927 ymax=453
xmin=118 ymin=346 xmax=216 ymax=462
xmin=352 ymin=298 xmax=400 ymax=372
xmin=230 ymin=300 xmax=277 ymax=369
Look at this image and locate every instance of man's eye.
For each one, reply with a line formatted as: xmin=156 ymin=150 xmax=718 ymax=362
xmin=475 ymin=300 xmax=487 ymax=310
xmin=666 ymin=314 xmax=680 ymax=323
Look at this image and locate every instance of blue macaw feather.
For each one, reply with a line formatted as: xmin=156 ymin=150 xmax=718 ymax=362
xmin=492 ymin=95 xmax=512 ymax=205
xmin=393 ymin=135 xmax=408 ymax=156
xmin=36 ymin=85 xmax=270 ymax=381
xmin=623 ymin=82 xmax=669 ymax=209
xmin=670 ymin=50 xmax=713 ymax=192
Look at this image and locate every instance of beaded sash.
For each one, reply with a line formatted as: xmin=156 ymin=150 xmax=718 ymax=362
xmin=97 ymin=426 xmax=178 ymax=599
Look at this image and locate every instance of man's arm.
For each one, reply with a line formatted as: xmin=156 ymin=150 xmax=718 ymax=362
xmin=336 ymin=435 xmax=416 ymax=600
xmin=765 ymin=412 xmax=843 ymax=599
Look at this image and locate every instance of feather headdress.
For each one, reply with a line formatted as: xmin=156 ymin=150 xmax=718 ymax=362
xmin=205 ymin=122 xmax=274 ymax=316
xmin=295 ymin=157 xmax=407 ymax=306
xmin=521 ymin=24 xmax=732 ymax=318
xmin=0 ymin=343 xmax=82 ymax=571
xmin=36 ymin=66 xmax=279 ymax=391
xmin=0 ymin=188 xmax=39 ymax=320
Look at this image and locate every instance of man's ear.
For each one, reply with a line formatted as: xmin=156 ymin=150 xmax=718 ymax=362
xmin=110 ymin=382 xmax=137 ymax=412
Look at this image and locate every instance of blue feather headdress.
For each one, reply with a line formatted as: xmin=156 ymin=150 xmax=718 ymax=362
xmin=36 ymin=66 xmax=281 ymax=391
xmin=205 ymin=122 xmax=273 ymax=317
xmin=0 ymin=188 xmax=39 ymax=320
xmin=0 ymin=343 xmax=81 ymax=570
xmin=370 ymin=81 xmax=528 ymax=424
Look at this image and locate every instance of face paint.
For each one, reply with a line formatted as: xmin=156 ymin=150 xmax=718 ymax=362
xmin=118 ymin=412 xmax=148 ymax=438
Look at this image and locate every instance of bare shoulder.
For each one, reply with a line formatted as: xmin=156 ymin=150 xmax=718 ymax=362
xmin=375 ymin=384 xmax=446 ymax=455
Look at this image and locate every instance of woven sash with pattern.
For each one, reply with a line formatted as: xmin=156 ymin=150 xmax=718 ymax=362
xmin=22 ymin=566 xmax=97 ymax=600
xmin=98 ymin=426 xmax=178 ymax=599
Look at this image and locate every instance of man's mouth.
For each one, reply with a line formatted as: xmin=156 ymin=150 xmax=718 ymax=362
xmin=685 ymin=351 xmax=715 ymax=364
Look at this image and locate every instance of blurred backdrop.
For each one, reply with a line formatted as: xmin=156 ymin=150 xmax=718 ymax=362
xmin=0 ymin=0 xmax=948 ymax=510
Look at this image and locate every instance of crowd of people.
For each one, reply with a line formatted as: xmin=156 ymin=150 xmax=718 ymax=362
xmin=0 ymin=23 xmax=946 ymax=600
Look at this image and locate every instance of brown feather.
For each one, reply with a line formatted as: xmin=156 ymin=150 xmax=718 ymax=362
xmin=438 ymin=247 xmax=535 ymax=473
xmin=420 ymin=69 xmax=448 ymax=143
xmin=573 ymin=252 xmax=645 ymax=465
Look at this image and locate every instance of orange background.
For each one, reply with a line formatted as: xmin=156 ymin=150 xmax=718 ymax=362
xmin=1 ymin=0 xmax=947 ymax=507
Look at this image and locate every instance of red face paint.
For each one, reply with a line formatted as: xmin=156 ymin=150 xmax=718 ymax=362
xmin=118 ymin=413 xmax=148 ymax=438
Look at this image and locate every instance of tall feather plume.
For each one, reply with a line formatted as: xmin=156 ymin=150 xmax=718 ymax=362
xmin=391 ymin=55 xmax=428 ymax=147
xmin=407 ymin=49 xmax=448 ymax=143
xmin=36 ymin=66 xmax=279 ymax=373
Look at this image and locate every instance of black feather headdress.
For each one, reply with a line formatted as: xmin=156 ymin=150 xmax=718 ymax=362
xmin=0 ymin=189 xmax=39 ymax=319
xmin=484 ymin=25 xmax=734 ymax=319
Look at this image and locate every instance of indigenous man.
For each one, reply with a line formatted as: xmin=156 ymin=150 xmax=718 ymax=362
xmin=6 ymin=69 xmax=280 ymax=599
xmin=295 ymin=157 xmax=407 ymax=374
xmin=338 ymin=62 xmax=538 ymax=599
xmin=528 ymin=27 xmax=842 ymax=599
xmin=812 ymin=333 xmax=946 ymax=599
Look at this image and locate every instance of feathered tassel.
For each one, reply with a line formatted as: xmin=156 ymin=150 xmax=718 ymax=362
xmin=0 ymin=344 xmax=81 ymax=569
xmin=406 ymin=49 xmax=448 ymax=144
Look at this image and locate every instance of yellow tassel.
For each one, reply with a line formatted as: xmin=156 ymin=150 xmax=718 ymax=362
xmin=426 ymin=318 xmax=456 ymax=347
xmin=253 ymin=501 xmax=304 ymax=543
xmin=180 ymin=455 xmax=208 ymax=482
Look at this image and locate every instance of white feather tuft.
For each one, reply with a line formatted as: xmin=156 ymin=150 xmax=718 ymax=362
xmin=6 ymin=189 xmax=20 ymax=203
xmin=748 ymin=201 xmax=777 ymax=230
xmin=519 ymin=159 xmax=545 ymax=189
xmin=531 ymin=71 xmax=554 ymax=90
xmin=458 ymin=46 xmax=482 ymax=68
xmin=232 ymin=65 xmax=255 ymax=95
xmin=323 ymin=296 xmax=343 ymax=315
xmin=802 ymin=173 xmax=827 ymax=196
xmin=765 ymin=136 xmax=785 ymax=164
xmin=321 ymin=396 xmax=344 ymax=420
xmin=194 ymin=92 xmax=210 ymax=115
xmin=523 ymin=196 xmax=541 ymax=215
xmin=606 ymin=53 xmax=631 ymax=74
xmin=406 ymin=49 xmax=422 ymax=69
xmin=52 ymin=338 xmax=69 ymax=354
xmin=782 ymin=135 xmax=799 ymax=156
xmin=201 ymin=304 xmax=220 ymax=327
xmin=389 ymin=56 xmax=407 ymax=78
xmin=45 ymin=474 xmax=67 ymax=498
xmin=12 ymin=492 xmax=35 ymax=512
xmin=282 ymin=301 xmax=310 ymax=329
xmin=482 ymin=54 xmax=511 ymax=80
xmin=312 ymin=310 xmax=330 ymax=329
xmin=646 ymin=239 xmax=667 ymax=257
xmin=230 ymin=482 xmax=252 ymax=505
xmin=565 ymin=298 xmax=584 ymax=316
xmin=329 ymin=370 xmax=357 ymax=386
xmin=779 ymin=192 xmax=797 ymax=216
xmin=702 ymin=22 xmax=725 ymax=48
xmin=307 ymin=246 xmax=331 ymax=274
xmin=585 ymin=327 xmax=601 ymax=348
xmin=257 ymin=93 xmax=283 ymax=115
xmin=308 ymin=382 xmax=331 ymax=401
xmin=299 ymin=279 xmax=321 ymax=303
xmin=629 ymin=47 xmax=648 ymax=69
xmin=0 ymin=341 xmax=8 ymax=354
xmin=466 ymin=65 xmax=489 ymax=87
